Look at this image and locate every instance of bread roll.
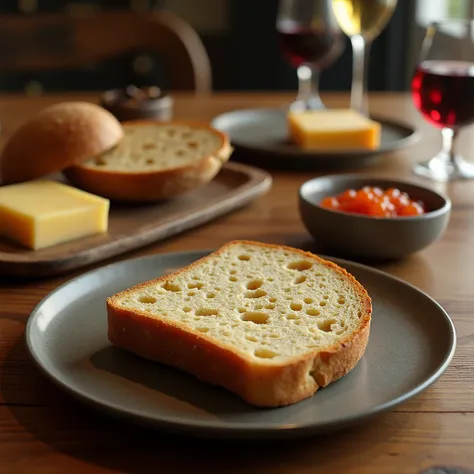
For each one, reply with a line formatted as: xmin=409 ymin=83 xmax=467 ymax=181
xmin=0 ymin=102 xmax=123 ymax=185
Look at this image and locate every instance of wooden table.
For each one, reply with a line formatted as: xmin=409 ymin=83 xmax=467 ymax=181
xmin=1 ymin=92 xmax=474 ymax=474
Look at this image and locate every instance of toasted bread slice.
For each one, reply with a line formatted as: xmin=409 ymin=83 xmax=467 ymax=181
xmin=64 ymin=120 xmax=232 ymax=202
xmin=106 ymin=240 xmax=372 ymax=407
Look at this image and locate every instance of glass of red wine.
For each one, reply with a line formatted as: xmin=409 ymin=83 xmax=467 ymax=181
xmin=276 ymin=0 xmax=345 ymax=111
xmin=411 ymin=20 xmax=474 ymax=181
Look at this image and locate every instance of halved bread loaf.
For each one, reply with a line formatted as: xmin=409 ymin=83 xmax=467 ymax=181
xmin=107 ymin=240 xmax=372 ymax=407
xmin=64 ymin=120 xmax=232 ymax=202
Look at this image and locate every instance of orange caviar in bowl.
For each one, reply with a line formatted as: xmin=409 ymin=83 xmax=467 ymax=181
xmin=320 ymin=186 xmax=426 ymax=217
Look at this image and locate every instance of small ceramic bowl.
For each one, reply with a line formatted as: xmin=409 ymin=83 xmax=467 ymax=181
xmin=100 ymin=85 xmax=173 ymax=122
xmin=299 ymin=174 xmax=451 ymax=260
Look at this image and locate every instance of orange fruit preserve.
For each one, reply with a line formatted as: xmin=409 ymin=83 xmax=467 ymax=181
xmin=320 ymin=186 xmax=426 ymax=217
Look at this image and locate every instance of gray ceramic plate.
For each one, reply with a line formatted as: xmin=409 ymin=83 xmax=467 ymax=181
xmin=26 ymin=250 xmax=456 ymax=439
xmin=211 ymin=108 xmax=419 ymax=170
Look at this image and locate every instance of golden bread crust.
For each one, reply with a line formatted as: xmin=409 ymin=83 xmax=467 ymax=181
xmin=106 ymin=240 xmax=372 ymax=407
xmin=0 ymin=102 xmax=123 ymax=184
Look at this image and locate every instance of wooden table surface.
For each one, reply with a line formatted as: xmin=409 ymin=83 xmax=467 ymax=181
xmin=1 ymin=92 xmax=474 ymax=474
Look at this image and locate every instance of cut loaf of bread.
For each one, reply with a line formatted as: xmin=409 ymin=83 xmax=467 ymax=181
xmin=107 ymin=240 xmax=372 ymax=407
xmin=64 ymin=120 xmax=232 ymax=202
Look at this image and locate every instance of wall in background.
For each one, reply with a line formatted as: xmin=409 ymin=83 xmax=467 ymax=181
xmin=0 ymin=0 xmax=415 ymax=94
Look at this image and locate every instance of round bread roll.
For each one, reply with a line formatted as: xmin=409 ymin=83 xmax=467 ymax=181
xmin=0 ymin=101 xmax=123 ymax=184
xmin=63 ymin=120 xmax=232 ymax=203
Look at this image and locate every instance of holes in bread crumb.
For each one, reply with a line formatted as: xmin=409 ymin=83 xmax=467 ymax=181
xmin=238 ymin=255 xmax=250 ymax=261
xmin=138 ymin=295 xmax=157 ymax=304
xmin=94 ymin=157 xmax=107 ymax=166
xmin=176 ymin=150 xmax=185 ymax=157
xmin=246 ymin=335 xmax=258 ymax=342
xmin=246 ymin=279 xmax=263 ymax=290
xmin=269 ymin=297 xmax=277 ymax=303
xmin=145 ymin=159 xmax=155 ymax=165
xmin=287 ymin=260 xmax=312 ymax=271
xmin=221 ymin=330 xmax=231 ymax=336
xmin=358 ymin=311 xmax=363 ymax=318
xmin=241 ymin=311 xmax=269 ymax=324
xmin=290 ymin=302 xmax=302 ymax=311
xmin=191 ymin=276 xmax=200 ymax=281
xmin=187 ymin=291 xmax=197 ymax=297
xmin=286 ymin=313 xmax=298 ymax=320
xmin=187 ymin=141 xmax=198 ymax=149
xmin=338 ymin=298 xmax=346 ymax=305
xmin=196 ymin=327 xmax=209 ymax=333
xmin=183 ymin=306 xmax=192 ymax=312
xmin=238 ymin=307 xmax=246 ymax=313
xmin=229 ymin=276 xmax=238 ymax=282
xmin=195 ymin=308 xmax=219 ymax=317
xmin=143 ymin=143 xmax=157 ymax=150
xmin=206 ymin=292 xmax=216 ymax=299
xmin=254 ymin=348 xmax=279 ymax=359
xmin=304 ymin=297 xmax=313 ymax=304
xmin=323 ymin=295 xmax=329 ymax=300
xmin=270 ymin=333 xmax=280 ymax=338
xmin=319 ymin=283 xmax=326 ymax=289
xmin=306 ymin=308 xmax=320 ymax=316
xmin=318 ymin=319 xmax=336 ymax=332
xmin=268 ymin=277 xmax=274 ymax=282
xmin=265 ymin=303 xmax=275 ymax=310
xmin=187 ymin=282 xmax=203 ymax=290
xmin=245 ymin=289 xmax=267 ymax=299
xmin=255 ymin=303 xmax=263 ymax=310
xmin=230 ymin=269 xmax=237 ymax=275
xmin=295 ymin=275 xmax=306 ymax=284
xmin=162 ymin=281 xmax=181 ymax=292
xmin=284 ymin=288 xmax=291 ymax=293
xmin=319 ymin=301 xmax=327 ymax=307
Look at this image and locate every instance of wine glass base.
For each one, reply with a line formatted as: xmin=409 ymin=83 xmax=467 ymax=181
xmin=289 ymin=96 xmax=326 ymax=112
xmin=413 ymin=155 xmax=474 ymax=182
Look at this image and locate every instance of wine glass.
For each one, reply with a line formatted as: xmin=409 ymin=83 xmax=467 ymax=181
xmin=331 ymin=0 xmax=398 ymax=116
xmin=411 ymin=21 xmax=474 ymax=182
xmin=276 ymin=0 xmax=345 ymax=111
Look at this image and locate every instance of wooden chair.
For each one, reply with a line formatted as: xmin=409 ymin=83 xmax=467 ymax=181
xmin=0 ymin=9 xmax=212 ymax=93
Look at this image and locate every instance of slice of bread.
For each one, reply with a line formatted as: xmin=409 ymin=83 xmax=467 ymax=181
xmin=0 ymin=102 xmax=123 ymax=185
xmin=64 ymin=120 xmax=232 ymax=202
xmin=107 ymin=240 xmax=372 ymax=407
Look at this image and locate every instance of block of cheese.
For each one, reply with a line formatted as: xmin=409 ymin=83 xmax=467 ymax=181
xmin=0 ymin=180 xmax=109 ymax=250
xmin=288 ymin=109 xmax=381 ymax=150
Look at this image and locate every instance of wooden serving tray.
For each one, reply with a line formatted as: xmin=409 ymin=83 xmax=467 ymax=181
xmin=0 ymin=162 xmax=272 ymax=278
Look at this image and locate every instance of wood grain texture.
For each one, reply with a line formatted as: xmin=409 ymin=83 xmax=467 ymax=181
xmin=1 ymin=92 xmax=474 ymax=473
xmin=0 ymin=162 xmax=272 ymax=277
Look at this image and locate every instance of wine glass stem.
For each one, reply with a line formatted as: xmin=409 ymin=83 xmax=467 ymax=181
xmin=440 ymin=127 xmax=458 ymax=164
xmin=297 ymin=64 xmax=322 ymax=109
xmin=350 ymin=34 xmax=370 ymax=116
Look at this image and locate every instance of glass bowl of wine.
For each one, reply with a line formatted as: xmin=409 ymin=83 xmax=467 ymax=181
xmin=276 ymin=0 xmax=345 ymax=111
xmin=411 ymin=21 xmax=474 ymax=182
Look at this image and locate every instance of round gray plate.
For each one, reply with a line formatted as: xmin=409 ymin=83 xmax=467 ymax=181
xmin=211 ymin=108 xmax=419 ymax=170
xmin=26 ymin=250 xmax=455 ymax=439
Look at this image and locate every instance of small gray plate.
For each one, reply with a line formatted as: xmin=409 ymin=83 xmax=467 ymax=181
xmin=26 ymin=250 xmax=456 ymax=439
xmin=211 ymin=108 xmax=419 ymax=170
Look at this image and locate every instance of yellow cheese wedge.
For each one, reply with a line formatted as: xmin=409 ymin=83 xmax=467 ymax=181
xmin=288 ymin=109 xmax=381 ymax=150
xmin=0 ymin=180 xmax=109 ymax=250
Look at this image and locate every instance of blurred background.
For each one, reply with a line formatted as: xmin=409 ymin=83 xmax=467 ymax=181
xmin=0 ymin=0 xmax=472 ymax=95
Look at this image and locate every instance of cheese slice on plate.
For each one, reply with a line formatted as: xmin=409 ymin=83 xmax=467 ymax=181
xmin=288 ymin=109 xmax=381 ymax=150
xmin=0 ymin=180 xmax=109 ymax=250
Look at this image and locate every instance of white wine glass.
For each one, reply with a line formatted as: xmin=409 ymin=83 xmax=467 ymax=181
xmin=276 ymin=0 xmax=345 ymax=111
xmin=331 ymin=0 xmax=398 ymax=115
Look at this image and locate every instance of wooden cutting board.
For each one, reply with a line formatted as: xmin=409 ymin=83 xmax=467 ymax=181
xmin=0 ymin=162 xmax=272 ymax=278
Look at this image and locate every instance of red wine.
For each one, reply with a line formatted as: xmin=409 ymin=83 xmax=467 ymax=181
xmin=277 ymin=20 xmax=344 ymax=68
xmin=412 ymin=60 xmax=474 ymax=129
